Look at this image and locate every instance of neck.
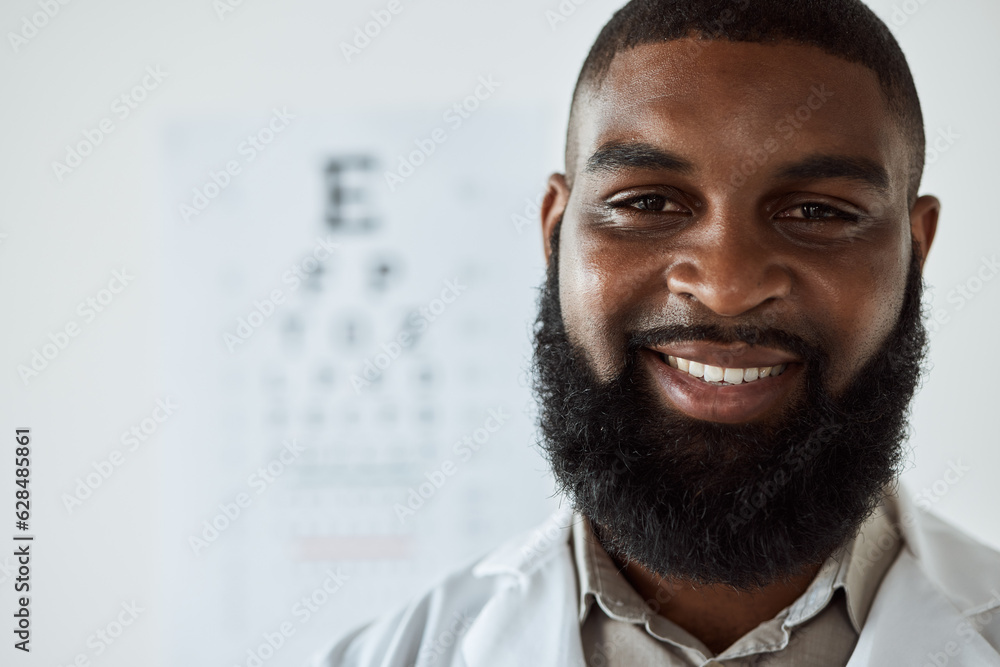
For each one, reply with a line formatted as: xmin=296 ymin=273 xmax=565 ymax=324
xmin=617 ymin=556 xmax=824 ymax=655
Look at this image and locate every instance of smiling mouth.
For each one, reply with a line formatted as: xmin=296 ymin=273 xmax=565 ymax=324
xmin=643 ymin=347 xmax=801 ymax=423
xmin=662 ymin=354 xmax=789 ymax=386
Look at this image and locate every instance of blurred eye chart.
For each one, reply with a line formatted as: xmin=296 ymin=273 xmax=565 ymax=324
xmin=159 ymin=105 xmax=560 ymax=666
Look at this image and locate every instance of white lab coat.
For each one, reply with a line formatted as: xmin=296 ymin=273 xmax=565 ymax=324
xmin=313 ymin=490 xmax=1000 ymax=666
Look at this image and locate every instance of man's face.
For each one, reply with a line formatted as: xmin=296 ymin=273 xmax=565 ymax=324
xmin=555 ymin=39 xmax=933 ymax=419
xmin=534 ymin=39 xmax=939 ymax=587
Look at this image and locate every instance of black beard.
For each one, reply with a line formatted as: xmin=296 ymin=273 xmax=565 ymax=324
xmin=531 ymin=219 xmax=928 ymax=589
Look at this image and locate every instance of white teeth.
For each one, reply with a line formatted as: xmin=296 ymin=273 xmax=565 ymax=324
xmin=723 ymin=367 xmax=743 ymax=384
xmin=663 ymin=355 xmax=789 ymax=386
xmin=703 ymin=365 xmax=724 ymax=382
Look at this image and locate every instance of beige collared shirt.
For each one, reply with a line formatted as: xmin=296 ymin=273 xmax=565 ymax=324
xmin=573 ymin=497 xmax=901 ymax=666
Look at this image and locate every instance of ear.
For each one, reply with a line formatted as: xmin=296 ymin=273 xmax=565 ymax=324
xmin=541 ymin=173 xmax=571 ymax=266
xmin=909 ymin=195 xmax=940 ymax=270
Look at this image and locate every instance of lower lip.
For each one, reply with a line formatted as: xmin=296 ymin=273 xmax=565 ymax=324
xmin=642 ymin=349 xmax=801 ymax=424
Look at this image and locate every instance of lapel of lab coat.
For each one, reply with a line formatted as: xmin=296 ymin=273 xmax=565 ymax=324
xmin=459 ymin=491 xmax=1000 ymax=667
xmin=847 ymin=489 xmax=1000 ymax=665
xmin=846 ymin=549 xmax=1000 ymax=665
xmin=461 ymin=507 xmax=585 ymax=667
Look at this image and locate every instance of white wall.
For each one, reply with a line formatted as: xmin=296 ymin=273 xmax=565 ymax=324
xmin=0 ymin=0 xmax=996 ymax=665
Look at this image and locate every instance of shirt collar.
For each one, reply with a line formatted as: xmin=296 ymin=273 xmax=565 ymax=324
xmin=784 ymin=496 xmax=901 ymax=632
xmin=572 ymin=512 xmax=652 ymax=625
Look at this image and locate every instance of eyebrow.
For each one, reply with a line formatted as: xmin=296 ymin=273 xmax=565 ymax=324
xmin=584 ymin=141 xmax=694 ymax=176
xmin=583 ymin=143 xmax=891 ymax=194
xmin=774 ymin=154 xmax=890 ymax=193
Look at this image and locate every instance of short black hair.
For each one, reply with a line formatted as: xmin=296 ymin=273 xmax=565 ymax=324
xmin=567 ymin=0 xmax=925 ymax=205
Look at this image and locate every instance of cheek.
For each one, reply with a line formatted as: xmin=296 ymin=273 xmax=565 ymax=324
xmin=812 ymin=248 xmax=908 ymax=393
xmin=558 ymin=234 xmax=653 ymax=381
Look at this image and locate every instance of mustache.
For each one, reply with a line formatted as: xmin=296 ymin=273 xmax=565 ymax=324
xmin=625 ymin=324 xmax=829 ymax=368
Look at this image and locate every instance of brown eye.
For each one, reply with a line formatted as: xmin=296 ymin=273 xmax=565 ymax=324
xmin=802 ymin=204 xmax=839 ymax=219
xmin=779 ymin=203 xmax=860 ymax=222
xmin=613 ymin=194 xmax=689 ymax=213
xmin=632 ymin=195 xmax=668 ymax=211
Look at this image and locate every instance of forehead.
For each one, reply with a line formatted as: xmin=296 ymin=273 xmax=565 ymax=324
xmin=573 ymin=39 xmax=906 ymax=190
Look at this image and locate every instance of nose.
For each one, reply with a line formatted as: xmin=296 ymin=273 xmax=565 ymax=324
xmin=665 ymin=215 xmax=792 ymax=317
